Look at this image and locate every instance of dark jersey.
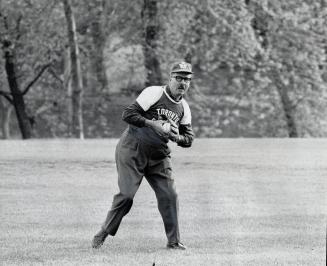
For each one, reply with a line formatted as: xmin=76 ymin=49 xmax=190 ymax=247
xmin=123 ymin=86 xmax=193 ymax=148
xmin=136 ymin=85 xmax=191 ymax=125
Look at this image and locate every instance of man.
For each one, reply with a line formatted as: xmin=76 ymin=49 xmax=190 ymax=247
xmin=92 ymin=61 xmax=194 ymax=250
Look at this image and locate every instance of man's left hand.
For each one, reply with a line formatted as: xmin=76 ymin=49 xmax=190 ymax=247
xmin=167 ymin=118 xmax=180 ymax=143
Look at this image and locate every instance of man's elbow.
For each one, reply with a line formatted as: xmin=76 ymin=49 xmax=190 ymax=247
xmin=122 ymin=107 xmax=134 ymax=123
xmin=121 ymin=109 xmax=128 ymax=122
xmin=178 ymin=142 xmax=192 ymax=148
xmin=177 ymin=137 xmax=194 ymax=148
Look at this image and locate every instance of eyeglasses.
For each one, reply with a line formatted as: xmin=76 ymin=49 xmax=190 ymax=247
xmin=173 ymin=76 xmax=192 ymax=83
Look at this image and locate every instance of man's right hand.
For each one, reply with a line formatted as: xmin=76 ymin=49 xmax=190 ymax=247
xmin=145 ymin=119 xmax=169 ymax=139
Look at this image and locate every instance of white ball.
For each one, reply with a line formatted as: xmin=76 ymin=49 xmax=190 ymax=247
xmin=162 ymin=122 xmax=171 ymax=133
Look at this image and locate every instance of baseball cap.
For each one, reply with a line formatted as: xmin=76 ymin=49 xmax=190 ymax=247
xmin=170 ymin=61 xmax=193 ymax=74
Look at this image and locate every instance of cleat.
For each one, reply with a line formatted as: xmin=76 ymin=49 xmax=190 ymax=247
xmin=92 ymin=231 xmax=107 ymax=249
xmin=166 ymin=242 xmax=187 ymax=250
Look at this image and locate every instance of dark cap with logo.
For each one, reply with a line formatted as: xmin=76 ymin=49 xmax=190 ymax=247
xmin=170 ymin=62 xmax=193 ymax=74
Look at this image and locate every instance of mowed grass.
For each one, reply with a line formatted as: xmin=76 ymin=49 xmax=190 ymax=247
xmin=0 ymin=139 xmax=326 ymax=266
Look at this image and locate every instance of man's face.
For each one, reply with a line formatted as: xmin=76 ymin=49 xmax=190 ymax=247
xmin=169 ymin=72 xmax=192 ymax=100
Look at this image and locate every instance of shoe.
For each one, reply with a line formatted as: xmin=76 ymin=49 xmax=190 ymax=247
xmin=166 ymin=242 xmax=187 ymax=250
xmin=92 ymin=231 xmax=107 ymax=249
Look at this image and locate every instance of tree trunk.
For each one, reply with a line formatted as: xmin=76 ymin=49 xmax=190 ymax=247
xmin=183 ymin=4 xmax=206 ymax=74
xmin=62 ymin=0 xmax=84 ymax=139
xmin=244 ymin=0 xmax=269 ymax=49
xmin=245 ymin=2 xmax=297 ymax=137
xmin=271 ymin=69 xmax=298 ymax=137
xmin=90 ymin=2 xmax=109 ymax=92
xmin=276 ymin=87 xmax=298 ymax=137
xmin=0 ymin=98 xmax=12 ymax=139
xmin=63 ymin=47 xmax=73 ymax=136
xmin=3 ymin=40 xmax=32 ymax=139
xmin=141 ymin=0 xmax=162 ymax=87
xmin=3 ymin=105 xmax=12 ymax=139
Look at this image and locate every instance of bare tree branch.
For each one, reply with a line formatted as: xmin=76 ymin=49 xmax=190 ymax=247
xmin=292 ymin=97 xmax=305 ymax=108
xmin=15 ymin=14 xmax=23 ymax=40
xmin=48 ymin=66 xmax=64 ymax=85
xmin=34 ymin=103 xmax=53 ymax=116
xmin=0 ymin=90 xmax=14 ymax=105
xmin=22 ymin=63 xmax=51 ymax=95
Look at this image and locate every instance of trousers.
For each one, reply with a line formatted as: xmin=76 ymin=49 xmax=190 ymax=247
xmin=100 ymin=129 xmax=180 ymax=244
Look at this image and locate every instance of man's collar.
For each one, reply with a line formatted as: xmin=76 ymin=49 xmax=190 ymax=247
xmin=165 ymin=85 xmax=182 ymax=102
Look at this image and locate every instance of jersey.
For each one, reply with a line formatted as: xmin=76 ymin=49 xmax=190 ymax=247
xmin=130 ymin=86 xmax=192 ymax=147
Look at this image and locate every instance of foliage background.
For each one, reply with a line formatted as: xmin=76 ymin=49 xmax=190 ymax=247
xmin=0 ymin=0 xmax=326 ymax=139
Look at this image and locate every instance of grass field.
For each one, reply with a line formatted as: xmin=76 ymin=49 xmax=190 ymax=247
xmin=0 ymin=139 xmax=326 ymax=266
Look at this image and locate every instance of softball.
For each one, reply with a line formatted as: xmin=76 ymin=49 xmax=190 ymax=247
xmin=162 ymin=122 xmax=171 ymax=133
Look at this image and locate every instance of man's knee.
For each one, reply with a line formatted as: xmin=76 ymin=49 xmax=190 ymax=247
xmin=113 ymin=193 xmax=134 ymax=206
xmin=122 ymin=194 xmax=134 ymax=203
xmin=171 ymin=191 xmax=178 ymax=202
xmin=158 ymin=190 xmax=178 ymax=204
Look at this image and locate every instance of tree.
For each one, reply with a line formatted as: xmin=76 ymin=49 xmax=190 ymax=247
xmin=244 ymin=0 xmax=298 ymax=137
xmin=157 ymin=0 xmax=327 ymax=137
xmin=245 ymin=0 xmax=327 ymax=137
xmin=1 ymin=0 xmax=326 ymax=138
xmin=77 ymin=0 xmax=110 ymax=93
xmin=0 ymin=97 xmax=12 ymax=138
xmin=159 ymin=0 xmax=267 ymax=137
xmin=141 ymin=0 xmax=162 ymax=86
xmin=0 ymin=1 xmax=51 ymax=139
xmin=0 ymin=0 xmax=69 ymax=139
xmin=62 ymin=0 xmax=84 ymax=139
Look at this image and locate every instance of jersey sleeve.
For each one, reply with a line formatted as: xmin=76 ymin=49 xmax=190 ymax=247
xmin=180 ymin=99 xmax=192 ymax=125
xmin=122 ymin=101 xmax=147 ymax=127
xmin=136 ymin=86 xmax=164 ymax=111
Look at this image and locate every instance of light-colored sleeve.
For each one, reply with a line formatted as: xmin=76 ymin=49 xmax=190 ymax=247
xmin=180 ymin=99 xmax=192 ymax=125
xmin=136 ymin=86 xmax=164 ymax=111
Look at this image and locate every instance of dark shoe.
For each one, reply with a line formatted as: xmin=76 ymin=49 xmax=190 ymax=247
xmin=166 ymin=242 xmax=187 ymax=250
xmin=92 ymin=231 xmax=107 ymax=249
